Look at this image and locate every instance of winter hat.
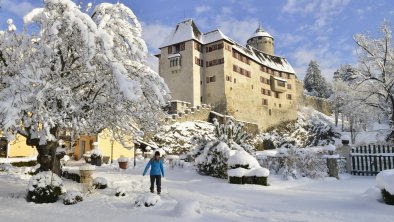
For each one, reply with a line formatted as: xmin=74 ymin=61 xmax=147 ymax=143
xmin=155 ymin=151 xmax=160 ymax=156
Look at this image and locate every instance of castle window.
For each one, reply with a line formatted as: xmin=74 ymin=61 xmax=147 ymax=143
xmin=194 ymin=42 xmax=202 ymax=52
xmin=279 ymin=104 xmax=282 ymax=108
xmin=274 ymin=92 xmax=279 ymax=98
xmin=218 ymin=43 xmax=223 ymax=49
xmin=266 ymin=79 xmax=270 ymax=85
xmin=234 ymin=78 xmax=237 ymax=83
xmin=233 ymin=65 xmax=238 ymax=72
xmin=226 ymin=75 xmax=232 ymax=82
xmin=180 ymin=42 xmax=185 ymax=51
xmin=267 ymin=90 xmax=271 ymax=96
xmin=262 ymin=99 xmax=268 ymax=106
xmin=287 ymin=94 xmax=292 ymax=100
xmin=287 ymin=73 xmax=291 ymax=79
xmin=169 ymin=57 xmax=181 ymax=67
xmin=277 ymin=80 xmax=286 ymax=87
xmin=168 ymin=46 xmax=172 ymax=54
xmin=287 ymin=84 xmax=292 ymax=90
xmin=279 ymin=72 xmax=283 ymax=78
xmin=206 ymin=76 xmax=216 ymax=83
xmin=269 ymin=109 xmax=272 ymax=115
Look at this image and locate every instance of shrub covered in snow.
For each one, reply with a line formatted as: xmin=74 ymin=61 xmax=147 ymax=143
xmin=63 ymin=191 xmax=83 ymax=205
xmin=259 ymin=147 xmax=328 ymax=179
xmin=228 ymin=150 xmax=260 ymax=169
xmin=193 ymin=119 xmax=258 ymax=179
xmin=151 ymin=121 xmax=215 ymax=154
xmin=115 ymin=187 xmax=126 ymax=197
xmin=376 ymin=170 xmax=394 ymax=205
xmin=257 ymin=108 xmax=340 ymax=150
xmin=134 ymin=193 xmax=160 ymax=207
xmin=93 ymin=177 xmax=108 ymax=189
xmin=194 ymin=141 xmax=231 ymax=179
xmin=27 ymin=171 xmax=64 ymax=203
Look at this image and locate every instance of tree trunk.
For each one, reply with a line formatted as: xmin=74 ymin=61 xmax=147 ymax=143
xmin=341 ymin=113 xmax=344 ymax=132
xmin=349 ymin=117 xmax=356 ymax=144
xmin=36 ymin=141 xmax=64 ymax=176
xmin=334 ymin=107 xmax=339 ymax=127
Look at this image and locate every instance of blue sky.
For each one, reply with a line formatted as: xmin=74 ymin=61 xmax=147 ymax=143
xmin=1 ymin=0 xmax=393 ymax=80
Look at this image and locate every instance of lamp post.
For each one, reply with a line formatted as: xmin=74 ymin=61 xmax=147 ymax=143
xmin=134 ymin=143 xmax=137 ymax=168
xmin=110 ymin=138 xmax=114 ymax=163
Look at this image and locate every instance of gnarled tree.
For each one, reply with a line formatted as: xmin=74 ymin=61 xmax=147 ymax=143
xmin=0 ymin=0 xmax=169 ymax=174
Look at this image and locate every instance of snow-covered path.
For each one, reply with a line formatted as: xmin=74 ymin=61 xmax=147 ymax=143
xmin=0 ymin=162 xmax=393 ymax=222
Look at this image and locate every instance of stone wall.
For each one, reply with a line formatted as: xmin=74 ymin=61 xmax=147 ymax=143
xmin=295 ymin=80 xmax=332 ymax=116
xmin=164 ymin=101 xmax=212 ymax=123
xmin=209 ymin=111 xmax=260 ymax=136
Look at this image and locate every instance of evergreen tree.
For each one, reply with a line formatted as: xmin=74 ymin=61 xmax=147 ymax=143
xmin=333 ymin=64 xmax=358 ymax=84
xmin=304 ymin=60 xmax=331 ymax=98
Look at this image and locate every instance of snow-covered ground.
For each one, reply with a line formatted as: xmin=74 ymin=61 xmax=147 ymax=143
xmin=0 ymin=161 xmax=393 ymax=222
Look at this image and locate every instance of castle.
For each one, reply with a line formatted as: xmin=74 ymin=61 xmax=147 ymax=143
xmin=156 ymin=19 xmax=300 ymax=130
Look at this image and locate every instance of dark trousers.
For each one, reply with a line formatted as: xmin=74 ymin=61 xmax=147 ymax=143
xmin=150 ymin=175 xmax=161 ymax=193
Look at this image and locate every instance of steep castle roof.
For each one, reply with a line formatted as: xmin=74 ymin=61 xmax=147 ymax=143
xmin=159 ymin=19 xmax=295 ymax=74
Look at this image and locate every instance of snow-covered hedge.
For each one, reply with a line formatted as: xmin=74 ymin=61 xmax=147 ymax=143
xmin=376 ymin=170 xmax=394 ymax=205
xmin=257 ymin=107 xmax=340 ymax=150
xmin=63 ymin=191 xmax=83 ymax=205
xmin=27 ymin=171 xmax=64 ymax=203
xmin=152 ymin=121 xmax=215 ymax=154
xmin=258 ymin=147 xmax=328 ymax=179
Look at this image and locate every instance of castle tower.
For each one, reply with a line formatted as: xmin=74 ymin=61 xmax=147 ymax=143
xmin=246 ymin=24 xmax=274 ymax=55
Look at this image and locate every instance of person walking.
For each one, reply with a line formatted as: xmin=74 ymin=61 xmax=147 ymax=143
xmin=143 ymin=151 xmax=165 ymax=194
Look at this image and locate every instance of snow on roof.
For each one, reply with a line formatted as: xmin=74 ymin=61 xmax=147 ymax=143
xmin=159 ymin=19 xmax=295 ymax=74
xmin=201 ymin=29 xmax=232 ymax=44
xmin=273 ymin=76 xmax=288 ymax=82
xmin=168 ymin=53 xmax=181 ymax=59
xmin=159 ymin=19 xmax=202 ymax=48
xmin=248 ymin=26 xmax=273 ymax=40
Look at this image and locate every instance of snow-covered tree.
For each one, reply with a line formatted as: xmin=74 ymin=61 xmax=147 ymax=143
xmin=304 ymin=60 xmax=331 ymax=98
xmin=0 ymin=0 xmax=169 ymax=174
xmin=353 ymin=22 xmax=394 ymax=141
xmin=193 ymin=119 xmax=256 ymax=179
xmin=333 ymin=64 xmax=359 ymax=84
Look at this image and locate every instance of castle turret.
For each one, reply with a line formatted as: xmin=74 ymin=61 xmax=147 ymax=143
xmin=247 ymin=24 xmax=274 ymax=55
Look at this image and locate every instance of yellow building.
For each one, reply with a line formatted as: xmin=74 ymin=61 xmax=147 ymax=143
xmin=0 ymin=129 xmax=134 ymax=161
xmin=156 ymin=19 xmax=299 ymax=130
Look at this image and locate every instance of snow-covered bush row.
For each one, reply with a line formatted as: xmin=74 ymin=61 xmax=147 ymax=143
xmin=63 ymin=191 xmax=83 ymax=205
xmin=257 ymin=107 xmax=340 ymax=150
xmin=193 ymin=119 xmax=257 ymax=179
xmin=376 ymin=170 xmax=394 ymax=205
xmin=257 ymin=147 xmax=329 ymax=179
xmin=27 ymin=171 xmax=64 ymax=203
xmin=151 ymin=121 xmax=215 ymax=155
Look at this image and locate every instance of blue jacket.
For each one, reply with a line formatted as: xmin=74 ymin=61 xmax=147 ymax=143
xmin=143 ymin=159 xmax=165 ymax=176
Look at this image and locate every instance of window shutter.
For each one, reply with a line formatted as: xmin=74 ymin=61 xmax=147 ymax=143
xmin=168 ymin=46 xmax=172 ymax=54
